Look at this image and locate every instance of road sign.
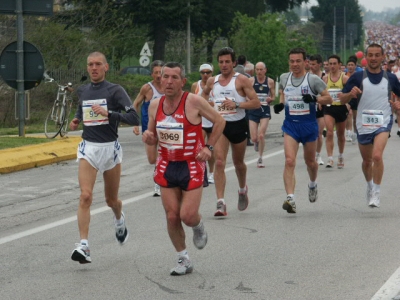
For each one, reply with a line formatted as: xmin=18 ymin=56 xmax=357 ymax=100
xmin=0 ymin=41 xmax=45 ymax=90
xmin=140 ymin=42 xmax=152 ymax=57
xmin=139 ymin=56 xmax=150 ymax=67
xmin=0 ymin=0 xmax=53 ymax=16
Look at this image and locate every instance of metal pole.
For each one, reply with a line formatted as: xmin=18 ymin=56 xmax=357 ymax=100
xmin=333 ymin=7 xmax=336 ymax=54
xmin=344 ymin=6 xmax=346 ymax=60
xmin=16 ymin=0 xmax=25 ymax=137
xmin=186 ymin=1 xmax=191 ymax=74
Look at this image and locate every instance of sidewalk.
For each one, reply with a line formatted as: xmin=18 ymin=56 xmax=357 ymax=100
xmin=0 ymin=135 xmax=81 ymax=174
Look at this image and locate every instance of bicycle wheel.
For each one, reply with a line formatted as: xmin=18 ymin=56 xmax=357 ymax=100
xmin=44 ymin=104 xmax=63 ymax=138
xmin=59 ymin=101 xmax=71 ymax=137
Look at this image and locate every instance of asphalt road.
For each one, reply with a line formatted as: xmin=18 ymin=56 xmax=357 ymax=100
xmin=1 ymin=114 xmax=400 ymax=300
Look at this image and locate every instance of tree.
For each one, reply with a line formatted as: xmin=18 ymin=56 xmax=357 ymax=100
xmin=229 ymin=13 xmax=317 ymax=79
xmin=310 ymin=0 xmax=363 ymax=52
xmin=266 ymin=0 xmax=310 ymax=12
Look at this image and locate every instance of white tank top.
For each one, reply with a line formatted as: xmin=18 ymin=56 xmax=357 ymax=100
xmin=148 ymin=82 xmax=163 ymax=100
xmin=357 ymin=75 xmax=391 ymax=135
xmin=212 ymin=73 xmax=246 ymax=121
xmin=195 ymin=80 xmax=213 ymax=128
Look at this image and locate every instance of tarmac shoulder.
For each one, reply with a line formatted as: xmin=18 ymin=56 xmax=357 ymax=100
xmin=0 ymin=136 xmax=82 ymax=174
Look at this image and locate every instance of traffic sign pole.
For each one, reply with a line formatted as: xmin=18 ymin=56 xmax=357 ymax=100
xmin=17 ymin=0 xmax=25 ymax=137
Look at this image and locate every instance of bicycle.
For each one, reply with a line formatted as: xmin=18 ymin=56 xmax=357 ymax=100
xmin=43 ymin=73 xmax=74 ymax=139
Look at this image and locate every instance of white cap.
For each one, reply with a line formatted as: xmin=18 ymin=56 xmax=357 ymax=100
xmin=199 ymin=63 xmax=213 ymax=72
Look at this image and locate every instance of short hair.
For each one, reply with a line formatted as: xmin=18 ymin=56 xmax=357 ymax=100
xmin=150 ymin=60 xmax=164 ymax=73
xmin=389 ymin=59 xmax=396 ymax=64
xmin=366 ymin=43 xmax=384 ymax=55
xmin=87 ymin=52 xmax=107 ymax=63
xmin=328 ymin=54 xmax=342 ymax=64
xmin=217 ymin=47 xmax=236 ymax=63
xmin=237 ymin=55 xmax=247 ymax=65
xmin=162 ymin=62 xmax=185 ymax=78
xmin=289 ymin=48 xmax=307 ymax=60
xmin=244 ymin=62 xmax=254 ymax=73
xmin=309 ymin=54 xmax=323 ymax=64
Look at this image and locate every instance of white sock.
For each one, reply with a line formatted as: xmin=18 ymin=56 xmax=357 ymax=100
xmin=177 ymin=249 xmax=189 ymax=259
xmin=338 ymin=153 xmax=343 ymax=158
xmin=287 ymin=194 xmax=294 ymax=199
xmin=367 ymin=180 xmax=373 ymax=189
xmin=193 ymin=219 xmax=203 ymax=230
xmin=328 ymin=156 xmax=333 ymax=160
xmin=217 ymin=198 xmax=225 ymax=203
xmin=309 ymin=181 xmax=317 ymax=188
xmin=80 ymin=239 xmax=89 ymax=247
xmin=373 ymin=183 xmax=380 ymax=192
xmin=115 ymin=213 xmax=124 ymax=226
xmin=239 ymin=186 xmax=246 ymax=193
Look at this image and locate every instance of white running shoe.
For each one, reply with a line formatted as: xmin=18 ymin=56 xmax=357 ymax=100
xmin=192 ymin=221 xmax=208 ymax=250
xmin=208 ymin=173 xmax=214 ymax=184
xmin=308 ymin=184 xmax=318 ymax=203
xmin=71 ymin=243 xmax=91 ymax=264
xmin=114 ymin=212 xmax=129 ymax=245
xmin=214 ymin=200 xmax=227 ymax=217
xmin=257 ymin=158 xmax=265 ymax=168
xmin=282 ymin=196 xmax=296 ymax=214
xmin=337 ymin=157 xmax=344 ymax=169
xmin=369 ymin=191 xmax=380 ymax=208
xmin=316 ymin=154 xmax=324 ymax=165
xmin=346 ymin=133 xmax=352 ymax=142
xmin=326 ymin=158 xmax=334 ymax=168
xmin=153 ymin=184 xmax=161 ymax=197
xmin=366 ymin=187 xmax=373 ymax=205
xmin=170 ymin=256 xmax=193 ymax=276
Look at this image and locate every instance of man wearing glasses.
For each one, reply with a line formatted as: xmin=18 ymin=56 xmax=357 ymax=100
xmin=191 ymin=63 xmax=216 ymax=184
xmin=202 ymin=47 xmax=261 ymax=217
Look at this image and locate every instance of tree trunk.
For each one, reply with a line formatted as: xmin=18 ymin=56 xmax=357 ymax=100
xmin=152 ymin=22 xmax=168 ymax=61
xmin=206 ymin=38 xmax=215 ymax=63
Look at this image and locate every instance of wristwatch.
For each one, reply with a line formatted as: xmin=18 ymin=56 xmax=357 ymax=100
xmin=235 ymin=102 xmax=240 ymax=109
xmin=205 ymin=144 xmax=214 ymax=151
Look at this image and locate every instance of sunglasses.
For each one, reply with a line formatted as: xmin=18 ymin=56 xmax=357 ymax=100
xmin=200 ymin=71 xmax=212 ymax=75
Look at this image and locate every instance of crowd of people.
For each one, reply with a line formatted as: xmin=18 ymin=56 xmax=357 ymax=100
xmin=65 ymin=24 xmax=400 ymax=275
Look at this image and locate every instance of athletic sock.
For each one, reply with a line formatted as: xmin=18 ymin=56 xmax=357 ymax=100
xmin=309 ymin=181 xmax=317 ymax=188
xmin=177 ymin=249 xmax=189 ymax=259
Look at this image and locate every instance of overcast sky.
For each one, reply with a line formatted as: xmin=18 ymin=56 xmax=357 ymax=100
xmin=308 ymin=0 xmax=399 ymax=12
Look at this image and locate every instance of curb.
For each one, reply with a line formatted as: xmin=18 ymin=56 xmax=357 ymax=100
xmin=0 ymin=136 xmax=82 ymax=174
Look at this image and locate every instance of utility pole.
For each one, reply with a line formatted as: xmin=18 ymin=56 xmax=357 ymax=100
xmin=186 ymin=1 xmax=191 ymax=74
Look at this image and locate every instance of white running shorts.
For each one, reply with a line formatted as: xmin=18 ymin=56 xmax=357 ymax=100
xmin=77 ymin=140 xmax=123 ymax=173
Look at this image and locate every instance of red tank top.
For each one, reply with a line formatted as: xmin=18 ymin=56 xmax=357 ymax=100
xmin=155 ymin=92 xmax=204 ymax=161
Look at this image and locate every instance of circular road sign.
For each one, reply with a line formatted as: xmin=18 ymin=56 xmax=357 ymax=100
xmin=139 ymin=55 xmax=150 ymax=67
xmin=0 ymin=41 xmax=45 ymax=90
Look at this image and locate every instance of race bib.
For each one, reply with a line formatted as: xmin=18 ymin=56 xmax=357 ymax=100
xmin=82 ymin=99 xmax=108 ymax=126
xmin=257 ymin=93 xmax=270 ymax=105
xmin=156 ymin=122 xmax=184 ymax=149
xmin=362 ymin=110 xmax=384 ymax=128
xmin=328 ymin=89 xmax=342 ymax=105
xmin=214 ymin=97 xmax=237 ymax=115
xmin=286 ymin=95 xmax=310 ymax=115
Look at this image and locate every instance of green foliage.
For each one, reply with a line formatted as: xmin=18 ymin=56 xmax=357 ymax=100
xmin=229 ymin=13 xmax=317 ymax=79
xmin=0 ymin=137 xmax=52 ymax=150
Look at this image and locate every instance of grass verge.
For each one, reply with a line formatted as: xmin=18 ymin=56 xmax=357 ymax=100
xmin=0 ymin=137 xmax=53 ymax=150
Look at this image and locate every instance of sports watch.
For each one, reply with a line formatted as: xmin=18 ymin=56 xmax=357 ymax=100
xmin=205 ymin=144 xmax=214 ymax=151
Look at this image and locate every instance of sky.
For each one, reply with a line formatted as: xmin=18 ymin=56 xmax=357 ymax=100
xmin=308 ymin=0 xmax=399 ymax=12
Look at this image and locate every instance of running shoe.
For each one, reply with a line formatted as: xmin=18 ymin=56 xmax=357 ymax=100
xmin=153 ymin=184 xmax=161 ymax=197
xmin=282 ymin=196 xmax=296 ymax=214
xmin=238 ymin=185 xmax=249 ymax=211
xmin=316 ymin=154 xmax=324 ymax=165
xmin=192 ymin=221 xmax=208 ymax=250
xmin=170 ymin=256 xmax=193 ymax=276
xmin=337 ymin=157 xmax=344 ymax=169
xmin=257 ymin=158 xmax=265 ymax=168
xmin=366 ymin=187 xmax=373 ymax=205
xmin=326 ymin=158 xmax=334 ymax=168
xmin=254 ymin=142 xmax=259 ymax=152
xmin=308 ymin=184 xmax=318 ymax=203
xmin=114 ymin=212 xmax=129 ymax=244
xmin=208 ymin=173 xmax=214 ymax=184
xmin=346 ymin=132 xmax=352 ymax=142
xmin=369 ymin=191 xmax=380 ymax=208
xmin=71 ymin=243 xmax=91 ymax=264
xmin=214 ymin=200 xmax=227 ymax=217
